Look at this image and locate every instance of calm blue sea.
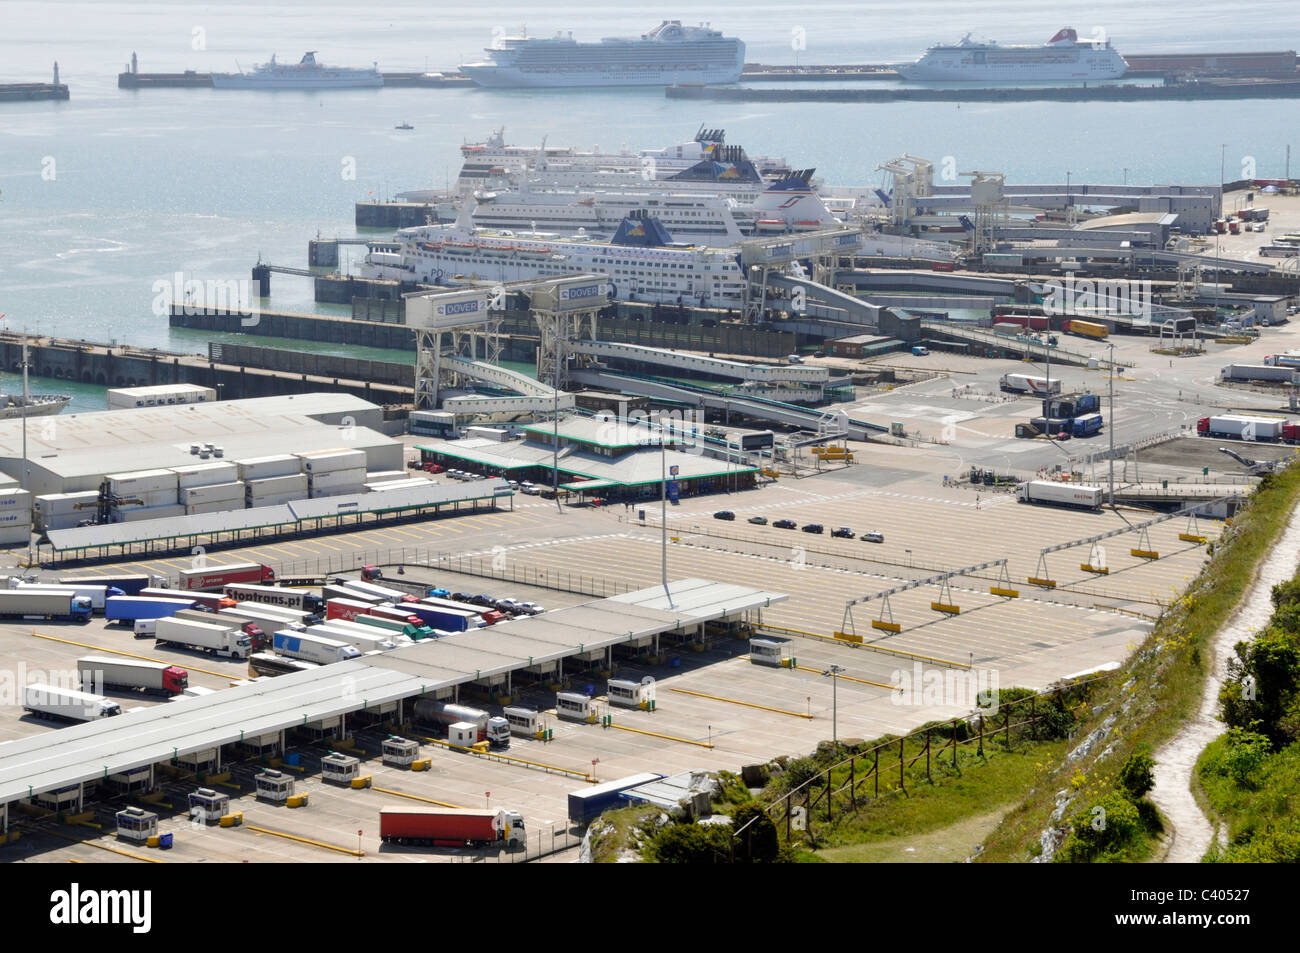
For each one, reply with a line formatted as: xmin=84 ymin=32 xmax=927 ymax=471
xmin=1 ymin=0 xmax=1296 ymax=410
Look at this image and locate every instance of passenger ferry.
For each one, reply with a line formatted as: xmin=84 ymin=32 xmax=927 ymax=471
xmin=212 ymin=51 xmax=383 ymax=89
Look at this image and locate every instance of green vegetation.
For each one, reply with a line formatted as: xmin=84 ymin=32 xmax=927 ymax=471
xmin=980 ymin=463 xmax=1300 ymax=862
xmin=1195 ymin=568 xmax=1300 ymax=862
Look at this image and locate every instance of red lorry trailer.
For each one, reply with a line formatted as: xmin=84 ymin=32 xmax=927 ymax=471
xmin=177 ymin=563 xmax=275 ymax=592
xmin=378 ymin=806 xmax=525 ymax=848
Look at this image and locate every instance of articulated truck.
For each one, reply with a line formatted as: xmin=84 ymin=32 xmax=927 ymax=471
xmin=8 ymin=579 xmax=123 ymax=611
xmin=999 ymin=373 xmax=1062 ymax=396
xmin=59 ymin=574 xmax=153 ymax=596
xmin=222 ymin=583 xmax=321 ymax=613
xmin=155 ymin=617 xmax=252 ymax=659
xmin=106 ymin=595 xmax=195 ymax=623
xmin=177 ymin=562 xmax=275 ymax=591
xmin=23 ymin=683 xmax=121 ymax=721
xmin=271 ymin=630 xmax=362 ymax=664
xmin=0 ymin=590 xmax=93 ymax=623
xmin=378 ymin=806 xmax=525 ymax=848
xmin=412 ymin=699 xmax=510 ymax=748
xmin=1016 ymin=480 xmax=1104 ymax=511
xmin=77 ymin=655 xmax=188 ymax=695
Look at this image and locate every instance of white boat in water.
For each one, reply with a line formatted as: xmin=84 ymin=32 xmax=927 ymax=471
xmin=897 ymin=28 xmax=1128 ymax=82
xmin=0 ymin=392 xmax=69 ymax=421
xmin=212 ymin=51 xmax=383 ymax=90
xmin=460 ymin=20 xmax=745 ymax=88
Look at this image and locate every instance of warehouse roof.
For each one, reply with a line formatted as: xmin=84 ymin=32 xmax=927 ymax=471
xmin=0 ymin=579 xmax=786 ymax=804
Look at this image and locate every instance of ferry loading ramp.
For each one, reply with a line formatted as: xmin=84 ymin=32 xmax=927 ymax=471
xmin=0 ymin=579 xmax=785 ymax=810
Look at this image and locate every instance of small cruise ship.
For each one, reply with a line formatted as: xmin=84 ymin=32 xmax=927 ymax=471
xmin=896 ymin=28 xmax=1128 ymax=82
xmin=459 ymin=21 xmax=745 ymax=88
xmin=212 ymin=52 xmax=383 ymax=90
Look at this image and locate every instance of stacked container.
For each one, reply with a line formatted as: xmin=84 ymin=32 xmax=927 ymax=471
xmin=246 ymin=473 xmax=308 ymax=508
xmin=170 ymin=461 xmax=246 ymax=514
xmin=34 ymin=491 xmax=101 ymax=532
xmin=0 ymin=488 xmax=32 ymax=547
xmin=299 ymin=449 xmax=368 ymax=499
xmin=365 ymin=477 xmax=432 ymax=493
xmin=235 ymin=455 xmax=302 ymax=482
xmin=106 ymin=469 xmax=181 ymax=523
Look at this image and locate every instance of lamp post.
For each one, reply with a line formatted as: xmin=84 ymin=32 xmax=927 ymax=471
xmin=660 ymin=415 xmax=675 ymax=609
xmin=1108 ymin=340 xmax=1115 ymax=507
xmin=822 ymin=665 xmax=844 ymax=746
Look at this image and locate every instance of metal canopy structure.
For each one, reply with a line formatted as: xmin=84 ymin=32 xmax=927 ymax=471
xmin=840 ymin=559 xmax=1010 ymax=637
xmin=0 ymin=579 xmax=786 ymax=809
xmin=43 ymin=480 xmax=515 ymax=559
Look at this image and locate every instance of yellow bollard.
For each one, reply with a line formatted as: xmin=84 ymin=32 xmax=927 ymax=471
xmin=350 ymin=776 xmax=372 ymax=789
xmin=219 ymin=812 xmax=242 ymax=827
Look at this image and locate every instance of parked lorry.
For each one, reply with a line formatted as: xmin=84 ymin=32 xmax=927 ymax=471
xmin=322 ymin=584 xmax=383 ymax=605
xmin=59 ymin=574 xmax=153 ymax=596
xmin=1043 ymin=393 xmax=1100 ymax=418
xmin=172 ymin=610 xmax=266 ymax=649
xmin=232 ymin=601 xmax=313 ymax=627
xmin=350 ymin=612 xmax=432 ymax=640
xmin=411 ymin=699 xmax=510 ymax=748
xmin=1196 ymin=414 xmax=1288 ymax=442
xmin=222 ymin=583 xmax=321 ymax=613
xmin=1066 ymin=319 xmax=1109 ymax=339
xmin=155 ymin=616 xmax=252 ymax=659
xmin=1220 ymin=364 xmax=1298 ymax=383
xmin=248 ymin=652 xmax=320 ymax=678
xmin=105 ymin=595 xmax=195 ymax=624
xmin=77 ymin=655 xmax=188 ymax=695
xmin=340 ymin=579 xmax=418 ymax=603
xmin=177 ymin=562 xmax=275 ymax=592
xmin=421 ymin=596 xmax=499 ymax=626
xmin=23 ymin=683 xmax=121 ymax=721
xmin=568 ymin=773 xmax=665 ymax=825
xmin=1264 ymin=352 xmax=1300 ymax=369
xmin=219 ymin=605 xmax=307 ymax=634
xmin=1016 ymin=480 xmax=1104 ymax=511
xmin=8 ymin=579 xmax=123 ymax=611
xmin=1000 ymin=373 xmax=1062 ymax=396
xmin=404 ymin=600 xmax=478 ymax=632
xmin=306 ymin=624 xmax=397 ymax=653
xmin=1071 ymin=413 xmax=1104 ymax=437
xmin=378 ymin=806 xmax=525 ymax=848
xmin=325 ymin=596 xmax=383 ymax=622
xmin=0 ymin=590 xmax=93 ymax=623
xmin=271 ymin=630 xmax=362 ymax=665
xmin=138 ymin=587 xmax=234 ymax=612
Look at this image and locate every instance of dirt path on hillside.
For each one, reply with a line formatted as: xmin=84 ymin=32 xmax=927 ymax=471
xmin=1149 ymin=504 xmax=1300 ymax=863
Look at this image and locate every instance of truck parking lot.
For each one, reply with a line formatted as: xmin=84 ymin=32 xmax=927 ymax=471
xmin=8 ymin=321 xmax=1300 ymax=861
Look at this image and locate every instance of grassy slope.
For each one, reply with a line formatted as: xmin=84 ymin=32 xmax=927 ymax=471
xmin=979 ymin=466 xmax=1300 ymax=861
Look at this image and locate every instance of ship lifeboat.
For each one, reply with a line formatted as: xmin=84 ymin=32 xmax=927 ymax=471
xmin=755 ymin=219 xmax=787 ymax=232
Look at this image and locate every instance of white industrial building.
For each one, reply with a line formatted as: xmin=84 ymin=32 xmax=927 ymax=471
xmin=0 ymin=394 xmax=402 ymax=496
xmin=106 ymin=383 xmax=217 ymax=410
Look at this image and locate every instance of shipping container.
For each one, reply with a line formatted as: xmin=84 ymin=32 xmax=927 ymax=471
xmin=105 ymin=469 xmax=178 ymax=496
xmin=1066 ymin=319 xmax=1109 ymax=339
xmin=181 ymin=481 xmax=245 ymax=505
xmin=170 ymin=461 xmax=239 ymax=488
xmin=235 ymin=455 xmax=302 ymax=482
xmin=307 ymin=467 xmax=367 ymax=487
xmin=298 ymin=449 xmax=367 ymax=473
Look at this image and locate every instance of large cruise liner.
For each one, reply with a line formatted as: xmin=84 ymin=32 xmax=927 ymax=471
xmin=459 ymin=21 xmax=745 ymax=88
xmin=896 ymin=28 xmax=1128 ymax=82
xmin=212 ymin=51 xmax=383 ymax=89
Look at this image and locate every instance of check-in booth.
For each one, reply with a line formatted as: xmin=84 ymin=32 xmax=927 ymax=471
xmin=607 ymin=677 xmax=656 ymax=709
xmin=301 ymin=714 xmax=342 ymax=743
xmin=382 ymin=736 xmax=420 ymax=767
xmin=105 ymin=764 xmax=153 ymax=795
xmin=447 ymin=722 xmax=480 ymax=748
xmin=321 ymin=752 xmax=361 ymax=784
xmin=255 ymin=769 xmax=295 ymax=802
xmin=749 ymin=636 xmax=793 ymax=667
xmin=116 ymin=806 xmax=159 ymax=842
xmin=504 ymin=706 xmax=542 ymax=736
xmin=188 ymin=787 xmax=229 ymax=823
xmin=556 ymin=691 xmax=595 ymax=723
xmin=177 ymin=746 xmax=220 ymax=774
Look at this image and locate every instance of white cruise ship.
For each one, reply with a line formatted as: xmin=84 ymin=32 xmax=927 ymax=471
xmin=896 ymin=28 xmax=1128 ymax=82
xmin=212 ymin=51 xmax=383 ymax=89
xmin=364 ymin=211 xmax=764 ymax=309
xmin=459 ymin=21 xmax=745 ymax=88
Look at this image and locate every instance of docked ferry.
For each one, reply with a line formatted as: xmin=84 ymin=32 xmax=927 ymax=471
xmin=212 ymin=52 xmax=383 ymax=89
xmin=459 ymin=21 xmax=745 ymax=88
xmin=364 ymin=211 xmax=758 ymax=309
xmin=896 ymin=28 xmax=1128 ymax=82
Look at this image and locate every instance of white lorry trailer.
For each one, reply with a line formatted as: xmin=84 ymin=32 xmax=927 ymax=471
xmin=155 ymin=616 xmax=252 ymax=659
xmin=1016 ymin=480 xmax=1104 ymax=511
xmin=77 ymin=655 xmax=189 ymax=695
xmin=23 ymin=683 xmax=122 ymax=721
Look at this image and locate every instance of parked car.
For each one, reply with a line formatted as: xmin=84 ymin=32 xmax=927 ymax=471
xmin=517 ymin=602 xmax=545 ymax=615
xmin=427 ymin=587 xmax=450 ymax=598
xmin=748 ymin=515 xmax=768 ymax=525
xmin=471 ymin=595 xmax=496 ymax=608
xmin=588 ymin=497 xmax=608 ymax=507
xmin=802 ymin=523 xmax=824 ymax=534
xmin=451 ymin=592 xmax=474 ymax=603
xmin=424 ymin=463 xmax=444 ymax=473
xmin=861 ymin=531 xmax=885 ymax=543
xmin=714 ymin=511 xmax=736 ymax=521
xmin=773 ymin=519 xmax=798 ymax=530
xmin=831 ymin=527 xmax=854 ymax=538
